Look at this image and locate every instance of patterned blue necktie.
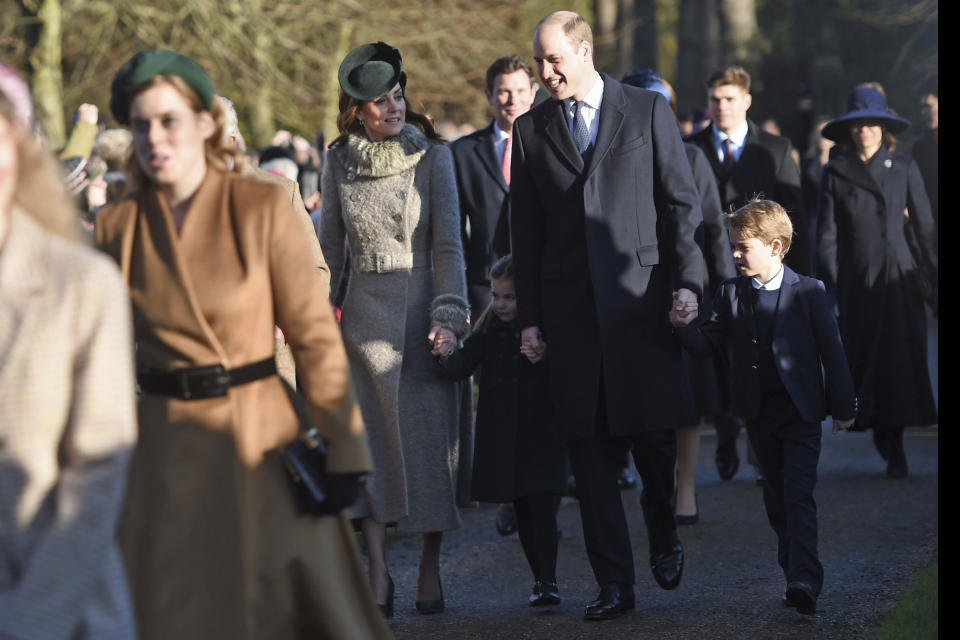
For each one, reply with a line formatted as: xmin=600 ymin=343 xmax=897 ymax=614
xmin=571 ymin=100 xmax=590 ymax=154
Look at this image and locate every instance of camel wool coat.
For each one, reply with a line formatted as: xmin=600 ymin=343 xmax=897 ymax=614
xmin=95 ymin=166 xmax=390 ymax=640
xmin=320 ymin=124 xmax=473 ymax=533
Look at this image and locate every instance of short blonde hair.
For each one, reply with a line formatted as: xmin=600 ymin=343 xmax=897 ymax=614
xmin=706 ymin=65 xmax=751 ymax=92
xmin=726 ymin=198 xmax=793 ymax=256
xmin=537 ymin=11 xmax=593 ymax=51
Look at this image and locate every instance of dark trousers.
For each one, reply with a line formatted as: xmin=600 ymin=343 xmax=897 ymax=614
xmin=567 ymin=428 xmax=678 ymax=587
xmin=746 ymin=390 xmax=824 ymax=595
xmin=514 ymin=494 xmax=560 ymax=583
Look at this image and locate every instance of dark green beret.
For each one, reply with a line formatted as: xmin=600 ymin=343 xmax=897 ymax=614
xmin=338 ymin=42 xmax=405 ymax=101
xmin=110 ymin=50 xmax=214 ymax=124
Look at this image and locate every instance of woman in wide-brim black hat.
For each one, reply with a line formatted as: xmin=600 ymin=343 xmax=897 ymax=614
xmin=817 ymin=85 xmax=938 ymax=478
xmin=318 ymin=41 xmax=472 ymax=618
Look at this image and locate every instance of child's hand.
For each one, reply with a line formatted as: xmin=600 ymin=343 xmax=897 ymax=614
xmin=668 ymin=292 xmax=698 ymax=327
xmin=521 ymin=339 xmax=547 ymax=364
xmin=832 ymin=417 xmax=855 ymax=434
xmin=428 ymin=326 xmax=456 ymax=357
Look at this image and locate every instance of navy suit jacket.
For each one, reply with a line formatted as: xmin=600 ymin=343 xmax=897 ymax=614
xmin=510 ymin=74 xmax=705 ymax=438
xmin=678 ymin=266 xmax=856 ymax=423
xmin=450 ymin=123 xmax=512 ymax=288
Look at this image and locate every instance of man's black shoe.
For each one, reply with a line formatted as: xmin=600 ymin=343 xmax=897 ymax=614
xmin=715 ymin=446 xmax=740 ymax=481
xmin=650 ymin=543 xmax=684 ymax=590
xmin=584 ymin=583 xmax=635 ymax=620
xmin=784 ymin=581 xmax=817 ymax=615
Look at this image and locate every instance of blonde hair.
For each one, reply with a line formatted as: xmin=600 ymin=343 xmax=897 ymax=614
xmin=1 ymin=93 xmax=85 ymax=243
xmin=726 ymin=198 xmax=793 ymax=256
xmin=706 ymin=66 xmax=751 ymax=92
xmin=123 ymin=75 xmax=247 ymax=195
xmin=537 ymin=11 xmax=594 ymax=51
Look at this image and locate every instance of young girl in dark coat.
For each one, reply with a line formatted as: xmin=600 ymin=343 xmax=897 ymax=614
xmin=436 ymin=255 xmax=568 ymax=606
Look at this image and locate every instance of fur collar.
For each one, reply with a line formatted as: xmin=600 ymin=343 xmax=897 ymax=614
xmin=339 ymin=124 xmax=431 ymax=178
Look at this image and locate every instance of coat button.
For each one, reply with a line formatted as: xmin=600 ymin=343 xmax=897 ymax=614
xmin=347 ymin=171 xmax=356 ymax=181
xmin=350 ymin=193 xmax=359 ymax=202
xmin=353 ymin=214 xmax=362 ymax=222
xmin=392 ymin=214 xmax=402 ymax=222
xmin=361 ymin=234 xmax=370 ymax=244
xmin=751 ymin=338 xmax=759 ymax=344
xmin=395 ymin=233 xmax=404 ymax=242
xmin=396 ymin=190 xmax=406 ymax=199
xmin=751 ymin=364 xmax=759 ymax=370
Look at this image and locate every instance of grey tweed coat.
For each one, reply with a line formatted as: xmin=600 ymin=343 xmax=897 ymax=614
xmin=320 ymin=124 xmax=472 ymax=532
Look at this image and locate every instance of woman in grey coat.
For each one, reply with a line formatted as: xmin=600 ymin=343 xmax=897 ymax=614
xmin=319 ymin=42 xmax=471 ymax=617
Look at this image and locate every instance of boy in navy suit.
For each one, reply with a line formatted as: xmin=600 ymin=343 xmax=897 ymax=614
xmin=670 ymin=199 xmax=856 ymax=615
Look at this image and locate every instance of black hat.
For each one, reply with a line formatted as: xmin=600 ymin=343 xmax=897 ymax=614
xmin=338 ymin=42 xmax=405 ymax=101
xmin=821 ymin=86 xmax=911 ymax=142
xmin=621 ymin=68 xmax=671 ymax=102
xmin=111 ymin=50 xmax=214 ymax=124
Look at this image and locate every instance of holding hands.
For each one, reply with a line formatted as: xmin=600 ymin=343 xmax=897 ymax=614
xmin=429 ymin=326 xmax=457 ymax=359
xmin=521 ymin=326 xmax=547 ymax=364
xmin=832 ymin=417 xmax=855 ymax=434
xmin=668 ymin=288 xmax=699 ymax=328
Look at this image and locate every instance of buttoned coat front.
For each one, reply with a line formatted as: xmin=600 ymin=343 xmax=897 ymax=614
xmin=817 ymin=147 xmax=938 ymax=430
xmin=319 ymin=124 xmax=472 ymax=533
xmin=94 ymin=167 xmax=388 ymax=640
xmin=510 ymin=77 xmax=705 ymax=440
xmin=1 ymin=210 xmax=136 ymax=640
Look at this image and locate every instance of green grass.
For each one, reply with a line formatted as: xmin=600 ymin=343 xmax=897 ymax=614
xmin=872 ymin=560 xmax=938 ymax=640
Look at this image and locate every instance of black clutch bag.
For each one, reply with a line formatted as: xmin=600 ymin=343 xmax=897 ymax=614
xmin=278 ymin=377 xmax=363 ymax=515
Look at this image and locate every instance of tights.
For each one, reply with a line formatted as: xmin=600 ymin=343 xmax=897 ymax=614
xmin=513 ymin=493 xmax=559 ymax=583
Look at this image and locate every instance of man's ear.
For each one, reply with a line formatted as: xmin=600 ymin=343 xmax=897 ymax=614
xmin=744 ymin=92 xmax=753 ymax=111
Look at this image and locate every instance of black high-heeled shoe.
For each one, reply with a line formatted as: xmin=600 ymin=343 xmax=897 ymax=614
xmin=676 ymin=494 xmax=699 ymax=526
xmin=415 ymin=573 xmax=445 ymax=614
xmin=377 ymin=575 xmax=395 ymax=619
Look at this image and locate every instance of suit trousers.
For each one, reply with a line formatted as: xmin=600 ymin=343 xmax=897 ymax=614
xmin=745 ymin=389 xmax=824 ymax=595
xmin=567 ymin=427 xmax=678 ymax=588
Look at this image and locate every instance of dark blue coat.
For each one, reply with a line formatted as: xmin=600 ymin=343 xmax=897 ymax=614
xmin=678 ymin=267 xmax=857 ymax=424
xmin=510 ymin=75 xmax=705 ymax=439
xmin=435 ymin=318 xmax=567 ymax=502
xmin=817 ymin=147 xmax=937 ymax=429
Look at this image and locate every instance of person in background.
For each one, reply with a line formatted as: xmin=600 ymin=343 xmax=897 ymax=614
xmin=818 ymin=86 xmax=938 ymax=479
xmin=0 ymin=62 xmax=137 ymax=640
xmin=912 ymin=78 xmax=937 ymax=230
xmin=801 ymin=115 xmax=834 ymax=264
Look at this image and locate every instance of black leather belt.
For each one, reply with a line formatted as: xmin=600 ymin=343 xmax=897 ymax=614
xmin=137 ymin=357 xmax=276 ymax=400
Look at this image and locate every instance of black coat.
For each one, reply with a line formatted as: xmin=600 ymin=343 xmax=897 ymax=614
xmin=436 ymin=318 xmax=567 ymax=503
xmin=450 ymin=123 xmax=511 ymax=291
xmin=510 ymin=75 xmax=704 ymax=440
xmin=687 ymin=121 xmax=809 ymax=274
xmin=678 ymin=267 xmax=857 ymax=424
xmin=817 ymin=147 xmax=938 ymax=429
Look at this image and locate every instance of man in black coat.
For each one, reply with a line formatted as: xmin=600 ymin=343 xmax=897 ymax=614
xmin=451 ymin=55 xmax=537 ymax=315
xmin=510 ymin=11 xmax=704 ymax=620
xmin=686 ymin=65 xmax=809 ymax=481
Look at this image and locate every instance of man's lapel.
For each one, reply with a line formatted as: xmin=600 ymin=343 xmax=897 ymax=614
xmin=475 ymin=123 xmax=508 ymax=193
xmin=542 ymin=97 xmax=584 ymax=173
xmin=584 ymin=73 xmax=625 ymax=180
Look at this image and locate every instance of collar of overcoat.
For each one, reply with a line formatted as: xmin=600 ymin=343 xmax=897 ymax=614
xmin=115 ymin=167 xmax=233 ymax=364
xmin=540 ymin=72 xmax=627 ymax=178
xmin=826 ymin=147 xmax=890 ymax=200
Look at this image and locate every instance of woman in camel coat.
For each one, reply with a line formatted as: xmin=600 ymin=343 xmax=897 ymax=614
xmin=94 ymin=50 xmax=390 ymax=639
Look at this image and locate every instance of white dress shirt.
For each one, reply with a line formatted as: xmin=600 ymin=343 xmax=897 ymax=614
xmin=713 ymin=121 xmax=749 ymax=164
xmin=751 ymin=262 xmax=784 ymax=290
xmin=564 ymin=73 xmax=604 ymax=148
xmin=492 ymin=121 xmax=510 ymax=165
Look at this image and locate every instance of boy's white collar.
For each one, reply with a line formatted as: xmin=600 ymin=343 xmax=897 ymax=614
xmin=751 ymin=263 xmax=784 ymax=290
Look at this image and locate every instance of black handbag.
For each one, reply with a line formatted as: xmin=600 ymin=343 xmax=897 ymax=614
xmin=278 ymin=378 xmax=363 ymax=515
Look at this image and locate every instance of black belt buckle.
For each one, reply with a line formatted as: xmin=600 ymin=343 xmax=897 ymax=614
xmin=177 ymin=364 xmax=231 ymax=399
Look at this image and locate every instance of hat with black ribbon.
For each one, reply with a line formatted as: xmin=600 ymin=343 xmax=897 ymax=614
xmin=822 ymin=86 xmax=911 ymax=142
xmin=110 ymin=50 xmax=214 ymax=124
xmin=338 ymin=42 xmax=406 ymax=101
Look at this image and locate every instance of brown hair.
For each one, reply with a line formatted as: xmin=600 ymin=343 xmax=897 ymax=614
xmin=1 ymin=93 xmax=85 ymax=243
xmin=474 ymin=254 xmax=515 ymax=332
xmin=537 ymin=11 xmax=594 ymax=52
xmin=485 ymin=55 xmax=536 ymax=95
xmin=122 ymin=74 xmax=247 ymax=194
xmin=706 ymin=66 xmax=751 ymax=92
xmin=725 ymin=198 xmax=793 ymax=257
xmin=330 ymin=87 xmax=444 ymax=149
